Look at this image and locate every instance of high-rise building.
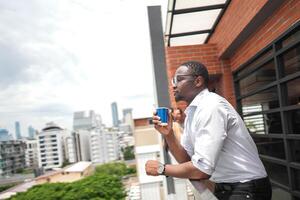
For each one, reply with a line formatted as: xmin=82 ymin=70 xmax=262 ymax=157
xmin=89 ymin=129 xmax=105 ymax=164
xmin=73 ymin=110 xmax=102 ymax=130
xmin=15 ymin=121 xmax=21 ymax=140
xmin=122 ymin=108 xmax=134 ymax=131
xmin=0 ymin=128 xmax=12 ymax=141
xmin=37 ymin=122 xmax=67 ymax=170
xmin=68 ymin=110 xmax=102 ymax=163
xmin=65 ymin=133 xmax=77 ymax=163
xmin=28 ymin=126 xmax=36 ymax=139
xmin=0 ymin=140 xmax=26 ymax=176
xmin=74 ymin=130 xmax=91 ymax=161
xmin=104 ymin=127 xmax=121 ymax=162
xmin=111 ymin=102 xmax=119 ymax=127
xmin=24 ymin=139 xmax=38 ymax=169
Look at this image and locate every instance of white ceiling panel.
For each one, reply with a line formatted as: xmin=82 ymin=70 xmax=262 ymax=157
xmin=170 ymin=33 xmax=209 ymax=46
xmin=171 ymin=9 xmax=221 ymax=34
xmin=175 ymin=0 xmax=227 ymax=10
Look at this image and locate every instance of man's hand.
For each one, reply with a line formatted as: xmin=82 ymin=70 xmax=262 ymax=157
xmin=152 ymin=110 xmax=173 ymax=136
xmin=145 ymin=160 xmax=160 ymax=176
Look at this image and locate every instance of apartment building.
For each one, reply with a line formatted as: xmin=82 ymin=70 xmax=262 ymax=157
xmin=0 ymin=140 xmax=26 ymax=176
xmin=37 ymin=122 xmax=67 ymax=170
xmin=24 ymin=139 xmax=38 ymax=169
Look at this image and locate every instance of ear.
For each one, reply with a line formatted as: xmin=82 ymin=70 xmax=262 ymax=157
xmin=194 ymin=76 xmax=204 ymax=87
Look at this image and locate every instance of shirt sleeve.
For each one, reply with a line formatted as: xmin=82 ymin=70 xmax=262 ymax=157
xmin=191 ymin=104 xmax=228 ymax=175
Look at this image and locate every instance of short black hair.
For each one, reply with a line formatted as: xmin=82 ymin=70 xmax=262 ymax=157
xmin=181 ymin=61 xmax=209 ymax=86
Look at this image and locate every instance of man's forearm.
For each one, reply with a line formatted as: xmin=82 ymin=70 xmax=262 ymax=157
xmin=164 ymin=161 xmax=210 ymax=180
xmin=165 ymin=130 xmax=190 ymax=163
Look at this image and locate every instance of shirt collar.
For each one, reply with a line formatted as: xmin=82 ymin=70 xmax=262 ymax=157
xmin=185 ymin=88 xmax=209 ymax=114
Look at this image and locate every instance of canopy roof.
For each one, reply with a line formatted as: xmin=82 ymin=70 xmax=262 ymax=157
xmin=165 ymin=0 xmax=231 ymax=46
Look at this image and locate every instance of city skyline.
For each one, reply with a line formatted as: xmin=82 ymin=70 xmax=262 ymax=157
xmin=0 ymin=0 xmax=167 ymax=134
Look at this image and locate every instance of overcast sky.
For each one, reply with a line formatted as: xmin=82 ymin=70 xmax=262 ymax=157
xmin=0 ymin=0 xmax=167 ymax=136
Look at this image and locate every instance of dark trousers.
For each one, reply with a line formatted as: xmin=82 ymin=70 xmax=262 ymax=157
xmin=214 ymin=177 xmax=272 ymax=200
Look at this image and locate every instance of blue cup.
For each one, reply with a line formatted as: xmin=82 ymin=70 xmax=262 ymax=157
xmin=156 ymin=107 xmax=169 ymax=126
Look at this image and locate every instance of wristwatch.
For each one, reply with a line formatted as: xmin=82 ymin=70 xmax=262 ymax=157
xmin=157 ymin=162 xmax=166 ymax=175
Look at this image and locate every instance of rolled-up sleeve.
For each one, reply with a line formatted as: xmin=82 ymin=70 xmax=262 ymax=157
xmin=191 ymin=105 xmax=228 ymax=175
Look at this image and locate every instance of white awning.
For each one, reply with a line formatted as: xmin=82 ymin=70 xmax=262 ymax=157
xmin=165 ymin=0 xmax=231 ymax=46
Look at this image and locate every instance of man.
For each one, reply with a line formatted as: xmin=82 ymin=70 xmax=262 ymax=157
xmin=146 ymin=61 xmax=271 ymax=199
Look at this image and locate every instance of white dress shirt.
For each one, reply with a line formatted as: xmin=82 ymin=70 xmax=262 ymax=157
xmin=181 ymin=89 xmax=267 ymax=183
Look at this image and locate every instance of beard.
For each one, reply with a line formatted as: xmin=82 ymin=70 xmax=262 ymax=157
xmin=174 ymin=93 xmax=185 ymax=102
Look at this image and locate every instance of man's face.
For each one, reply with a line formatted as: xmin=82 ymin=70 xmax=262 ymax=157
xmin=172 ymin=66 xmax=196 ymax=102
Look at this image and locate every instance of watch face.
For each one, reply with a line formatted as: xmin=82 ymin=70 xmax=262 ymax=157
xmin=157 ymin=163 xmax=164 ymax=174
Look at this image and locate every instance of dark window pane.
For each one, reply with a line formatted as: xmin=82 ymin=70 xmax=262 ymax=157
xmin=244 ymin=112 xmax=282 ymax=134
xmin=280 ymin=44 xmax=300 ymax=76
xmin=289 ymin=139 xmax=300 ymax=162
xmin=239 ymin=61 xmax=276 ymax=96
xmin=242 ymin=87 xmax=279 ymax=115
xmin=282 ymin=29 xmax=300 ymax=48
xmin=292 ymin=168 xmax=300 ymax=191
xmin=266 ymin=112 xmax=283 ymax=134
xmin=262 ymin=160 xmax=289 ymax=186
xmin=285 ymin=109 xmax=300 ymax=134
xmin=286 ymin=78 xmax=300 ymax=106
xmin=272 ymin=186 xmax=292 ymax=200
xmin=237 ymin=48 xmax=273 ymax=78
xmin=254 ymin=138 xmax=285 ymax=159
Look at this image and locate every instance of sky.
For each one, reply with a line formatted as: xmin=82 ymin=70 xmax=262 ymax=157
xmin=0 ymin=0 xmax=168 ymax=137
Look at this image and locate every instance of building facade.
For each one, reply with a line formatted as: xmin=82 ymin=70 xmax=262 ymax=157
xmin=133 ymin=118 xmax=189 ymax=200
xmin=0 ymin=128 xmax=12 ymax=141
xmin=15 ymin=121 xmax=21 ymax=140
xmin=0 ymin=140 xmax=26 ymax=176
xmin=163 ymin=0 xmax=300 ymax=199
xmin=73 ymin=110 xmax=102 ymax=131
xmin=37 ymin=122 xmax=67 ymax=170
xmin=28 ymin=126 xmax=36 ymax=139
xmin=25 ymin=139 xmax=38 ymax=169
xmin=111 ymin=102 xmax=120 ymax=127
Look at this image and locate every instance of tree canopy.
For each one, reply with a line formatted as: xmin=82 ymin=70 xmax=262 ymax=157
xmin=9 ymin=162 xmax=136 ymax=200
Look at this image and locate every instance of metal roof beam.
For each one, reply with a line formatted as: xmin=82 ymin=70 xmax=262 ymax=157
xmin=166 ymin=29 xmax=211 ymax=38
xmin=168 ymin=4 xmax=225 ymax=15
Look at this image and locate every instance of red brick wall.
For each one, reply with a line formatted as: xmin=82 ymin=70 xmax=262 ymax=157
xmin=165 ymin=0 xmax=300 ymax=109
xmin=230 ymin=0 xmax=300 ymax=70
xmin=165 ymin=44 xmax=236 ymax=107
xmin=208 ymin=0 xmax=268 ymax=56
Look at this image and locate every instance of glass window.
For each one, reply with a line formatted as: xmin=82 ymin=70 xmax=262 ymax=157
xmin=292 ymin=168 xmax=300 ymax=191
xmin=241 ymin=86 xmax=279 ymax=114
xmin=272 ymin=186 xmax=292 ymax=200
xmin=289 ymin=139 xmax=300 ymax=162
xmin=237 ymin=48 xmax=273 ymax=78
xmin=286 ymin=78 xmax=300 ymax=106
xmin=262 ymin=160 xmax=289 ymax=186
xmin=239 ymin=61 xmax=276 ymax=96
xmin=244 ymin=112 xmax=282 ymax=134
xmin=280 ymin=44 xmax=300 ymax=76
xmin=285 ymin=109 xmax=300 ymax=134
xmin=254 ymin=138 xmax=285 ymax=159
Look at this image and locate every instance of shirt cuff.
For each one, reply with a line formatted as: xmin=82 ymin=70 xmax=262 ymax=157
xmin=191 ymin=155 xmax=213 ymax=175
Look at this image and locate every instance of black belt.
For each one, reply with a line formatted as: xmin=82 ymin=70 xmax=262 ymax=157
xmin=215 ymin=177 xmax=270 ymax=192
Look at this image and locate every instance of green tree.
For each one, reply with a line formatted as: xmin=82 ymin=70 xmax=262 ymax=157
xmin=9 ymin=163 xmax=133 ymax=200
xmin=123 ymin=146 xmax=135 ymax=160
